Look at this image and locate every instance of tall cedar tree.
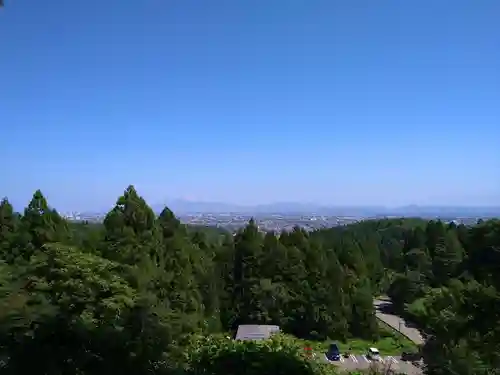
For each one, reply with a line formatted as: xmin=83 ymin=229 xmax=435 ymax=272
xmin=232 ymin=218 xmax=264 ymax=328
xmin=0 ymin=198 xmax=19 ymax=263
xmin=102 ymin=185 xmax=159 ymax=265
xmin=19 ymin=190 xmax=69 ymax=260
xmin=155 ymin=207 xmax=204 ymax=322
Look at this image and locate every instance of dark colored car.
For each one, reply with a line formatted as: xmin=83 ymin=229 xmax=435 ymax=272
xmin=325 ymin=343 xmax=341 ymax=361
xmin=401 ymin=351 xmax=422 ymax=362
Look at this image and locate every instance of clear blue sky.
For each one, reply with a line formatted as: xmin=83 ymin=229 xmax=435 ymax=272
xmin=1 ymin=0 xmax=499 ymax=211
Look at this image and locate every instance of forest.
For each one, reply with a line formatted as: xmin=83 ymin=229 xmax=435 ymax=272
xmin=0 ymin=185 xmax=499 ymax=375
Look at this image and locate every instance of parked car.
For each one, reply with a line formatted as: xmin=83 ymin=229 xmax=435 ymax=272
xmin=325 ymin=343 xmax=341 ymax=361
xmin=367 ymin=347 xmax=382 ymax=362
xmin=401 ymin=351 xmax=421 ymax=362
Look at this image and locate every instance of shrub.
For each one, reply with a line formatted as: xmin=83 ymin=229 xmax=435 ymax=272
xmin=184 ymin=333 xmax=337 ymax=375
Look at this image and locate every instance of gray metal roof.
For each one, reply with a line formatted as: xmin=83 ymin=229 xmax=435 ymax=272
xmin=235 ymin=324 xmax=280 ymax=341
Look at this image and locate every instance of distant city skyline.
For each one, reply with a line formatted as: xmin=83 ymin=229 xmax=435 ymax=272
xmin=1 ymin=1 xmax=499 ymax=211
xmin=8 ymin=194 xmax=500 ymax=217
xmin=2 ymin=189 xmax=500 ymax=214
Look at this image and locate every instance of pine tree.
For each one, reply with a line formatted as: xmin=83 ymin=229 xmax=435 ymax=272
xmin=252 ymin=231 xmax=292 ymax=327
xmin=20 ymin=190 xmax=68 ymax=259
xmin=191 ymin=230 xmax=223 ymax=332
xmin=426 ymin=220 xmax=447 ymax=259
xmin=348 ymin=277 xmax=378 ymax=340
xmin=216 ymin=234 xmax=236 ymax=329
xmin=325 ymin=250 xmax=350 ymax=339
xmin=232 ymin=219 xmax=264 ymax=327
xmin=0 ymin=198 xmax=19 ymax=263
xmin=155 ymin=206 xmax=204 ymax=331
xmin=277 ymin=230 xmax=308 ymax=336
xmin=102 ymin=185 xmax=159 ymax=265
xmin=432 ymin=230 xmax=464 ymax=286
xmin=301 ymin=238 xmax=345 ymax=340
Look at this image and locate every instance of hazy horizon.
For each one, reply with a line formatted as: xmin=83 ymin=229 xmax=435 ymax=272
xmin=4 ymin=191 xmax=500 ymax=215
xmin=4 ymin=187 xmax=500 ymax=213
xmin=1 ymin=1 xmax=499 ymax=211
xmin=16 ymin=194 xmax=500 ymax=215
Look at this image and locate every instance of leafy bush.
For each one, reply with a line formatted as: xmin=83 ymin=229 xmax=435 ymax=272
xmin=184 ymin=334 xmax=337 ymax=375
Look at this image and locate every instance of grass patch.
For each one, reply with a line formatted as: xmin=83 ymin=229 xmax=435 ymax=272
xmin=290 ymin=322 xmax=418 ymax=356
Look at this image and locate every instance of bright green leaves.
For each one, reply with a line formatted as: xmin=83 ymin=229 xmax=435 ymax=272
xmin=185 ymin=334 xmax=330 ymax=375
xmin=0 ymin=244 xmax=143 ymax=375
xmin=28 ymin=244 xmax=136 ymax=320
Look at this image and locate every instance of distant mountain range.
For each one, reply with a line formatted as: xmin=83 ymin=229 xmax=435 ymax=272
xmin=152 ymin=199 xmax=500 ymax=218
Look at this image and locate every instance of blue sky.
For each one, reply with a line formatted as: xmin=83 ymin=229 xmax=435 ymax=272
xmin=1 ymin=0 xmax=499 ymax=211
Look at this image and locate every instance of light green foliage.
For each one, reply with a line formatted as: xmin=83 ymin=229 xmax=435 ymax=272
xmin=185 ymin=334 xmax=337 ymax=375
xmin=0 ymin=244 xmax=145 ymax=374
xmin=26 ymin=244 xmax=136 ymax=322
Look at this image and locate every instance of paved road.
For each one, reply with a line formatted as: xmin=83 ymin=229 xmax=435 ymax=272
xmin=319 ymin=299 xmax=425 ymax=374
xmin=322 ymin=354 xmax=424 ymax=375
xmin=374 ymin=299 xmax=424 ymax=345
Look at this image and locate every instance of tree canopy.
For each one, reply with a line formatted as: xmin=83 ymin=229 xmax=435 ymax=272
xmin=0 ymin=187 xmax=499 ymax=375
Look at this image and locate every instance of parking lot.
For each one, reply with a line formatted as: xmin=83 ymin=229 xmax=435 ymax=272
xmin=322 ymin=354 xmax=423 ymax=374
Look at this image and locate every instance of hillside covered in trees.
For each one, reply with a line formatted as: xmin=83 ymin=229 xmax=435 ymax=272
xmin=0 ymin=185 xmax=499 ymax=375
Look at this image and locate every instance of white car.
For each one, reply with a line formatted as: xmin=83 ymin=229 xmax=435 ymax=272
xmin=367 ymin=347 xmax=382 ymax=362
